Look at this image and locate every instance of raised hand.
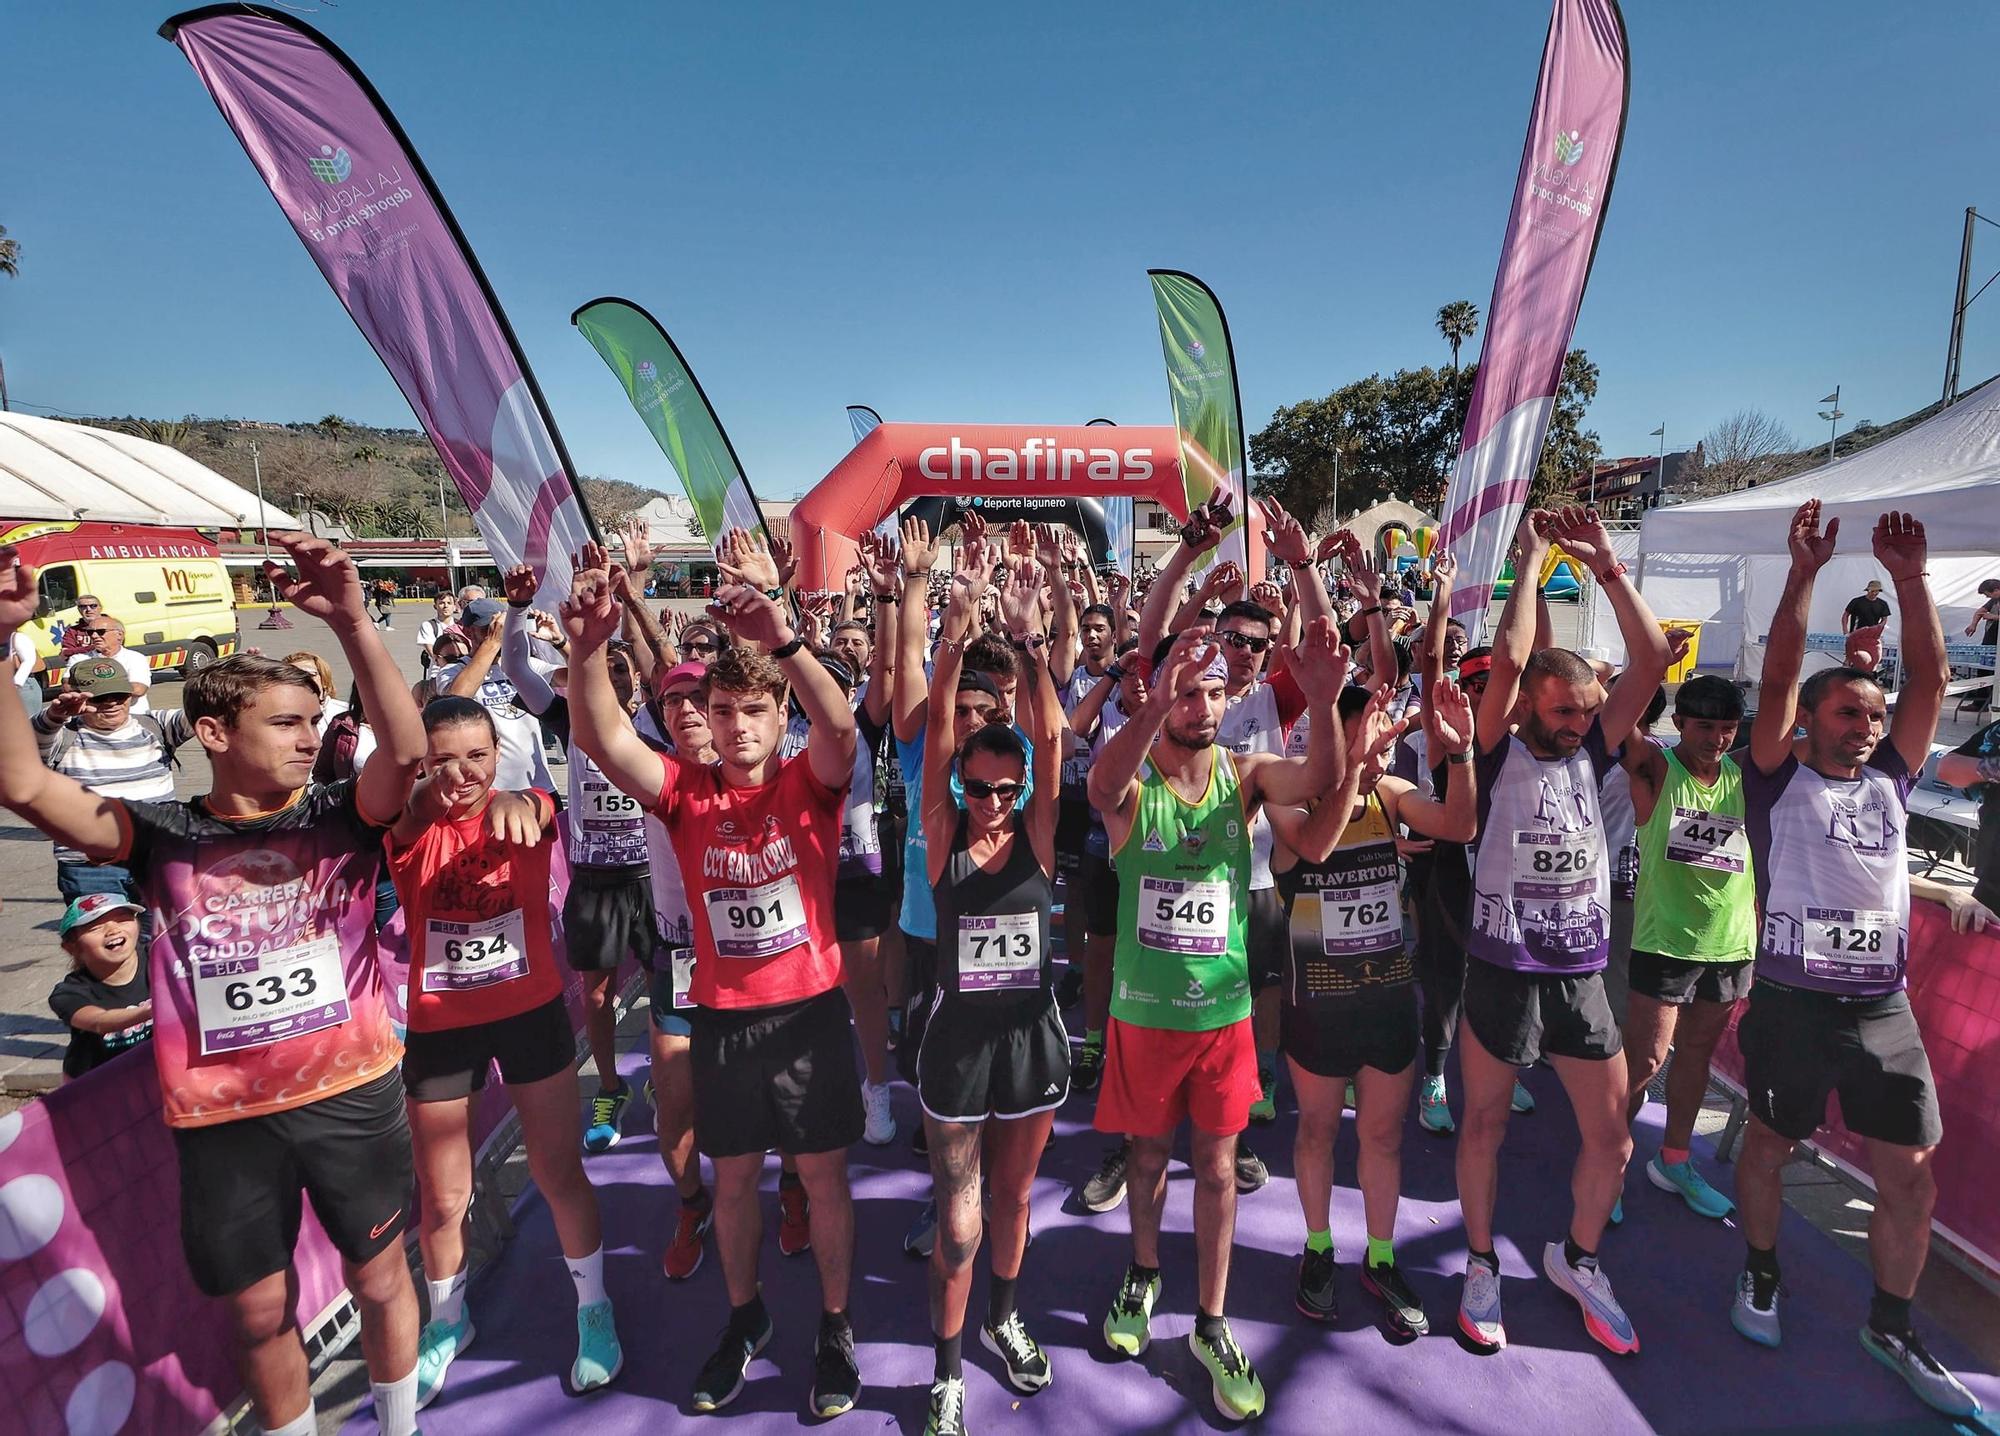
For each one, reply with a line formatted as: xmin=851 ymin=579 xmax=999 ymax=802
xmin=958 ymin=509 xmax=989 ymax=554
xmin=1006 ymin=520 xmax=1035 ymax=558
xmin=709 ymin=583 xmax=796 ymax=650
xmin=1427 ymin=675 xmax=1475 ymax=755
xmin=1000 ymin=557 xmax=1046 ymax=637
xmin=502 ymin=563 xmax=538 ymax=606
xmin=1786 ymin=499 xmax=1839 ymax=573
xmin=1871 ymin=510 xmax=1927 ymax=583
xmin=1250 ymin=579 xmax=1284 ymax=611
xmin=862 ymin=531 xmax=901 ymax=594
xmin=1289 ymin=615 xmax=1353 ymax=702
xmin=1258 ymin=497 xmax=1315 ymax=566
xmin=796 ymin=598 xmax=827 ymax=649
xmin=951 ymin=531 xmax=994 ymax=610
xmin=1179 ymin=491 xmax=1232 ymax=552
xmin=1151 ymin=624 xmax=1220 ymax=703
xmin=768 ymin=532 xmax=799 ymax=589
xmin=559 ymin=566 xmax=623 ymax=655
xmin=1195 ymin=559 xmax=1245 ymax=607
xmin=1105 ymin=570 xmax=1132 ymax=609
xmin=899 ymin=517 xmax=937 ymax=578
xmin=1665 ymin=625 xmax=1697 ymax=671
xmin=1545 ymin=504 xmax=1614 ymax=571
xmin=717 ymin=527 xmax=782 ymax=592
xmin=1430 ymin=550 xmax=1458 ymax=593
xmin=264 ymin=532 xmax=367 ymax=625
xmin=0 ymin=546 xmax=39 ymax=636
xmin=528 ymin=609 xmax=563 ymax=643
xmin=619 ymin=514 xmax=652 ymax=575
xmin=45 ymin=689 xmax=89 ymax=722
xmin=1034 ymin=523 xmax=1062 ymax=570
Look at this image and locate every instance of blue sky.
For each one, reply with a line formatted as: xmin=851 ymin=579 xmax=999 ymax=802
xmin=4 ymin=2 xmax=1997 ymax=498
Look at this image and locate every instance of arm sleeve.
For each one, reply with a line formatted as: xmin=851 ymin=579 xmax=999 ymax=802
xmin=499 ymin=611 xmax=557 ymax=716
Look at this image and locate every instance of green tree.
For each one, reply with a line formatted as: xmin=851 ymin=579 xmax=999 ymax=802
xmin=317 ymin=413 xmax=350 ymax=442
xmin=0 ymin=222 xmax=18 ymax=412
xmin=123 ymin=417 xmax=194 ymax=451
xmin=1251 ymin=364 xmax=1471 ymax=522
xmin=1530 ymin=349 xmax=1603 ymax=510
xmin=1436 ymin=299 xmax=1480 ymax=369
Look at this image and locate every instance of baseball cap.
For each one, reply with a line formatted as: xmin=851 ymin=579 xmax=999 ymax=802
xmin=59 ymin=892 xmax=144 ymax=937
xmin=461 ymin=598 xmax=507 ymax=626
xmin=1864 ymin=579 xmax=1884 ymax=592
xmin=67 ymin=657 xmax=139 ymax=698
xmin=957 ymin=671 xmax=1001 ymax=701
xmin=659 ymin=660 xmax=707 ymax=691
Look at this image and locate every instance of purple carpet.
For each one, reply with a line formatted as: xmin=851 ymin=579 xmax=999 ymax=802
xmin=347 ymin=1051 xmax=1999 ymax=1434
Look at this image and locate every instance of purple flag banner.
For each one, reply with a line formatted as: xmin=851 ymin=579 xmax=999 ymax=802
xmin=162 ymin=5 xmax=597 ymax=611
xmin=1436 ymin=0 xmax=1628 ymax=638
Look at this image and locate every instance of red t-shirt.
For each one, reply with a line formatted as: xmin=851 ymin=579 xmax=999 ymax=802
xmin=388 ymin=793 xmax=563 ymax=1032
xmin=652 ymin=751 xmax=846 ymax=1011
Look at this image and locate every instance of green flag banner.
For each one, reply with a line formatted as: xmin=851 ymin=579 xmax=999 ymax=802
xmin=571 ymin=297 xmax=771 ymax=546
xmin=1149 ymin=270 xmax=1251 ymax=574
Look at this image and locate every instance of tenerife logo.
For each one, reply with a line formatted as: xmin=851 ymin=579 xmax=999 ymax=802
xmin=309 ymin=145 xmax=353 ymax=184
xmin=1554 ymin=130 xmax=1585 ymax=166
xmin=636 ymin=360 xmax=658 ymax=384
xmin=1185 ymin=337 xmax=1207 ymax=360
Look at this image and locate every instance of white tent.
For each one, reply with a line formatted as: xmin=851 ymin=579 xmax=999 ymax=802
xmin=0 ymin=412 xmax=299 ymax=530
xmin=1592 ymin=383 xmax=2000 ymax=674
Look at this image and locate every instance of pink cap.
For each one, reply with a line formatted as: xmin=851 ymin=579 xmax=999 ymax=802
xmin=660 ymin=660 xmax=707 ymax=691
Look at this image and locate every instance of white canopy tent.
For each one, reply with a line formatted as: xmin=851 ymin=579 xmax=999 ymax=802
xmin=1585 ymin=382 xmax=2000 ymax=675
xmin=0 ymin=412 xmax=299 ymax=530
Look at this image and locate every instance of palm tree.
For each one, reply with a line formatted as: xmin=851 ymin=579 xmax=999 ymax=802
xmin=1436 ymin=300 xmax=1480 ymax=370
xmin=317 ymin=413 xmax=350 ymax=442
xmin=0 ymin=223 xmax=18 ymax=412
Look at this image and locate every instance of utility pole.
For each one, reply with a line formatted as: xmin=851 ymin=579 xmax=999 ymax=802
xmin=1943 ymin=207 xmax=1977 ymax=406
xmin=251 ymin=441 xmax=291 ymax=629
xmin=1817 ymin=389 xmax=1845 ymax=465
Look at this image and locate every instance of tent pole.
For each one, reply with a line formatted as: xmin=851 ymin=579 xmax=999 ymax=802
xmin=1943 ymin=207 xmax=1975 ymax=407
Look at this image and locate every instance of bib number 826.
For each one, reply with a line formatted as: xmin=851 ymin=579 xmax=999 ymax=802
xmin=1530 ymin=848 xmax=1591 ymax=875
xmin=224 ymin=967 xmax=318 ymax=1011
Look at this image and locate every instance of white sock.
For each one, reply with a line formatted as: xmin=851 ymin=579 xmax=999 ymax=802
xmin=371 ymin=1367 xmax=418 ymax=1436
xmin=263 ymin=1403 xmax=315 ymax=1436
xmin=427 ymin=1266 xmax=468 ymax=1328
xmin=567 ymin=1246 xmax=607 ymax=1308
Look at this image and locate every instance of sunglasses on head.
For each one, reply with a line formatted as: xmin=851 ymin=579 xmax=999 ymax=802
xmin=1220 ymin=632 xmax=1270 ymax=654
xmin=961 ymin=777 xmax=1025 ymax=801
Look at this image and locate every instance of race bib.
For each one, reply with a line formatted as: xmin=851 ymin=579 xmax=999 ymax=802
xmin=422 ymin=909 xmax=529 ymax=992
xmin=576 ymin=778 xmax=648 ymax=866
xmin=1138 ymin=877 xmax=1230 ymax=955
xmin=957 ymin=911 xmax=1041 ymax=992
xmin=1801 ymin=906 xmax=1899 ymax=982
xmin=705 ymin=875 xmax=809 ymax=959
xmin=1316 ymin=880 xmax=1401 ymax=956
xmin=193 ymin=933 xmax=350 ymax=1055
xmin=1510 ymin=830 xmax=1597 ymax=901
xmin=668 ymin=946 xmax=695 ymax=1009
xmin=1665 ymin=806 xmax=1747 ymax=873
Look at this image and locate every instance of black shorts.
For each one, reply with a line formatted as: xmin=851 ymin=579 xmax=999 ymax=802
xmin=897 ymin=932 xmax=939 ymax=1085
xmin=1247 ymin=886 xmax=1286 ymax=992
xmin=1069 ymin=851 xmax=1119 ymax=939
xmin=562 ymin=864 xmax=657 ymax=972
xmin=916 ymin=992 xmax=1071 ymax=1122
xmin=689 ymin=988 xmax=865 ymax=1158
xmin=1628 ymin=950 xmax=1755 ymax=1007
xmin=402 ymin=996 xmax=576 ymax=1102
xmin=171 ymin=1069 xmax=413 ymax=1297
xmin=1281 ymin=985 xmax=1420 ymax=1079
xmin=878 ymin=808 xmax=905 ymax=895
xmin=835 ymin=874 xmax=892 ymax=942
xmin=1462 ymin=959 xmax=1622 ymax=1066
xmin=1738 ymin=980 xmax=1943 ymax=1147
xmin=1055 ymin=798 xmax=1092 ymax=880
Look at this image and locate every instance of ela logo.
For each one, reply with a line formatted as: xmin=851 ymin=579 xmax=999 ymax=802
xmin=1554 ymin=130 xmax=1586 ymax=166
xmin=308 ymin=145 xmax=353 ymax=184
xmin=636 ymin=360 xmax=658 ymax=384
xmin=1185 ymin=337 xmax=1207 ymax=360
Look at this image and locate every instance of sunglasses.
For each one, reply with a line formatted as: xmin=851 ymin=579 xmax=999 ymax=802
xmin=961 ymin=778 xmax=1025 ymax=801
xmin=683 ymin=639 xmax=719 ymax=654
xmin=76 ymin=603 xmax=101 ymax=612
xmin=75 ymin=627 xmax=110 ymax=637
xmin=85 ymin=693 xmax=132 ymax=707
xmin=1220 ymin=632 xmax=1270 ymax=654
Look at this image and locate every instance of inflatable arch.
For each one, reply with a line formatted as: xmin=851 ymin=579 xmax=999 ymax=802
xmin=790 ymin=423 xmax=1190 ymax=598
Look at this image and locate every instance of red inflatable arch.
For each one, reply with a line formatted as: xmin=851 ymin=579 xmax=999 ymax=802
xmin=789 ymin=423 xmax=1190 ymax=598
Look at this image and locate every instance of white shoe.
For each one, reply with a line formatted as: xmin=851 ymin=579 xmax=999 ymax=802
xmin=861 ymin=1079 xmax=896 ymax=1146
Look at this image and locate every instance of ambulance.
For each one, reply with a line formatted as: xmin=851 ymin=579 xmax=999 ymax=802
xmin=2 ymin=520 xmax=241 ymax=691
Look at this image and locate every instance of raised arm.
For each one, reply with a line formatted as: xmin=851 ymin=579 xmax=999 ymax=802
xmin=1242 ymin=616 xmax=1351 ymax=809
xmin=921 ymin=567 xmax=987 ymax=885
xmin=1136 ymin=497 xmax=1225 ymax=658
xmin=1419 ymin=551 xmax=1459 ymax=701
xmin=713 ymin=583 xmax=856 ymax=791
xmin=1090 ymin=626 xmax=1217 ymax=851
xmin=560 ymin=565 xmax=668 ymax=803
xmin=1040 ymin=526 xmax=1080 ymax=688
xmin=1876 ymin=512 xmax=1947 ymax=772
xmin=1477 ymin=510 xmax=1552 ymax=753
xmin=1331 ymin=529 xmax=1396 ymax=691
xmin=893 ymin=517 xmax=939 ymax=743
xmin=859 ymin=531 xmax=900 ymax=730
xmin=1384 ymin=677 xmax=1477 ymax=842
xmin=1002 ymin=557 xmax=1063 ymax=874
xmin=1546 ymin=507 xmax=1672 ymax=746
xmin=498 ymin=569 xmax=557 ymax=717
xmin=1752 ymin=500 xmax=1836 ymax=775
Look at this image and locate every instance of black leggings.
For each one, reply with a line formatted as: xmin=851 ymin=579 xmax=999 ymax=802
xmin=1410 ymin=846 xmax=1471 ymax=1078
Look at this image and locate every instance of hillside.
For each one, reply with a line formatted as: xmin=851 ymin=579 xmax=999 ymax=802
xmin=60 ymin=413 xmax=667 ymax=536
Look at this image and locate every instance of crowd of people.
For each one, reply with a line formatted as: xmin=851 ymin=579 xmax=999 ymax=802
xmin=0 ymin=491 xmax=1991 ymax=1434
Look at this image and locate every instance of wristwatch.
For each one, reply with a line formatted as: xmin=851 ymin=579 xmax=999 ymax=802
xmin=769 ymin=635 xmax=805 ymax=660
xmin=1010 ymin=633 xmax=1046 ymax=651
xmin=1447 ymin=750 xmax=1473 ymax=765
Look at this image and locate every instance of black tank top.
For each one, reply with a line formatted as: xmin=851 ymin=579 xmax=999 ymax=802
xmin=932 ymin=811 xmax=1053 ymax=1011
xmin=1274 ymin=790 xmax=1413 ymax=1006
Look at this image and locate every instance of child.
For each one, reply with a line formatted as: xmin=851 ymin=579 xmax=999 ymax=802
xmin=47 ymin=893 xmax=153 ymax=1080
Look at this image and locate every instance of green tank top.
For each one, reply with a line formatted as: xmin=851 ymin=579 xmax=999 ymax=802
xmin=1111 ymin=750 xmax=1254 ymax=1032
xmin=1632 ymin=750 xmax=1757 ymax=963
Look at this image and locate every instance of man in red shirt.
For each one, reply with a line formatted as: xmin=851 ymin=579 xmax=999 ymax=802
xmin=563 ymin=546 xmax=865 ymax=1419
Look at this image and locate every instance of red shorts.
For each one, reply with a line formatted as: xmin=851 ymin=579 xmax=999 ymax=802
xmin=1093 ymin=1016 xmax=1259 ymax=1138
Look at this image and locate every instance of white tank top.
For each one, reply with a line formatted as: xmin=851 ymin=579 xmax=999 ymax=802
xmin=1218 ymin=682 xmax=1280 ymax=890
xmin=1467 ymin=726 xmax=1615 ymax=973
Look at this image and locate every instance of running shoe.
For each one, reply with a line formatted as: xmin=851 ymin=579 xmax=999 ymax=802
xmin=980 ymin=1310 xmax=1053 ymax=1392
xmin=1072 ymin=1038 xmax=1105 ymax=1094
xmin=662 ymin=1198 xmax=713 ymax=1281
xmin=1188 ymin=1322 xmax=1266 ymax=1420
xmin=1055 ymin=965 xmax=1084 ymax=1011
xmin=1458 ymin=1258 xmax=1505 ymax=1352
xmin=1730 ymin=1268 xmax=1781 ymax=1348
xmin=1248 ymin=1065 xmax=1277 ymax=1125
xmin=1081 ymin=1140 xmax=1130 ymax=1213
xmin=572 ymin=1299 xmax=623 ymax=1392
xmin=641 ymin=1078 xmax=659 ymax=1136
xmin=1344 ymin=1081 xmax=1358 ymax=1112
xmin=1646 ymin=1153 xmax=1735 ymax=1219
xmin=1541 ymin=1242 xmax=1639 ymax=1355
xmin=862 ymin=1079 xmax=897 ymax=1147
xmin=887 ymin=1007 xmax=905 ymax=1050
xmin=1609 ymin=1196 xmax=1624 ymax=1227
xmin=923 ymin=1376 xmax=968 ymax=1436
xmin=1417 ymin=1074 xmax=1455 ymax=1135
xmin=778 ymin=1180 xmax=812 ymax=1257
xmin=691 ymin=1309 xmax=772 ymax=1413
xmin=903 ymin=1199 xmax=938 ymax=1259
xmin=1859 ymin=1324 xmax=1983 ymax=1418
xmin=1102 ymin=1265 xmax=1161 ymax=1357
xmin=1294 ymin=1246 xmax=1337 ymax=1322
xmin=1362 ymin=1261 xmax=1431 ymax=1336
xmin=1234 ymin=1141 xmax=1269 ymax=1195
xmin=811 ymin=1316 xmax=861 ymax=1418
xmin=583 ymin=1081 xmax=631 ymax=1154
xmin=1510 ymin=1079 xmax=1536 ymax=1115
xmin=416 ymin=1309 xmax=475 ymax=1410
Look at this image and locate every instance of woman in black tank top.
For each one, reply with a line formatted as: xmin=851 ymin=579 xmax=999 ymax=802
xmin=915 ymin=549 xmax=1065 ymax=1420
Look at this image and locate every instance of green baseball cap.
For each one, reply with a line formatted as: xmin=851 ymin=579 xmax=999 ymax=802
xmin=67 ymin=657 xmax=140 ymax=698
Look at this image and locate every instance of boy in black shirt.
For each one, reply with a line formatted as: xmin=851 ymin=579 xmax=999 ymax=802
xmin=47 ymin=893 xmax=152 ymax=1079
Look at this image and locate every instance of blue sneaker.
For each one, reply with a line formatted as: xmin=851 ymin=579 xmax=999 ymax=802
xmin=1647 ymin=1153 xmax=1735 ymax=1219
xmin=1859 ymin=1324 xmax=1982 ymax=1417
xmin=903 ymin=1199 xmax=937 ymax=1259
xmin=1510 ymin=1079 xmax=1536 ymax=1114
xmin=416 ymin=1309 xmax=476 ymax=1410
xmin=583 ymin=1082 xmax=630 ymax=1154
xmin=1457 ymin=1257 xmax=1505 ymax=1351
xmin=1609 ymin=1196 xmax=1624 ymax=1227
xmin=1730 ymin=1269 xmax=1780 ymax=1348
xmin=572 ymin=1299 xmax=624 ymax=1392
xmin=1417 ymin=1074 xmax=1455 ymax=1135
xmin=1542 ymin=1242 xmax=1639 ymax=1355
